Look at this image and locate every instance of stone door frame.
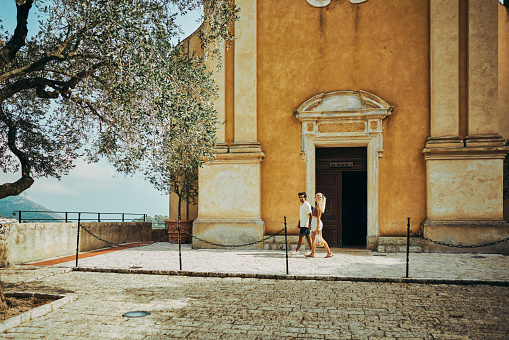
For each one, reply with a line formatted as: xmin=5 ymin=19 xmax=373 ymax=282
xmin=294 ymin=90 xmax=393 ymax=250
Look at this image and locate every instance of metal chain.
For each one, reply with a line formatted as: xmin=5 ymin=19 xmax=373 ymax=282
xmin=410 ymin=231 xmax=509 ymax=249
xmin=79 ymin=224 xmax=178 ymax=249
xmin=180 ymin=227 xmax=286 ymax=248
xmin=79 ymin=223 xmax=286 ymax=249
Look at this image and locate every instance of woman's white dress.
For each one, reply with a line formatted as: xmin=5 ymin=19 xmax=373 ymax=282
xmin=310 ymin=216 xmax=323 ymax=231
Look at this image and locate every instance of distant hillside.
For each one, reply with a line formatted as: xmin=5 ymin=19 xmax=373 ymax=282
xmin=0 ymin=195 xmax=64 ymax=222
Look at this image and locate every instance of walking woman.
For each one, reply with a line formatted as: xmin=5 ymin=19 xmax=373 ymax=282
xmin=306 ymin=193 xmax=333 ymax=258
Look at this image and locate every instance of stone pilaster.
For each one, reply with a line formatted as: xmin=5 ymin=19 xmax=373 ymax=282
xmin=467 ymin=0 xmax=499 ymax=141
xmin=231 ymin=0 xmax=261 ymax=153
xmin=423 ymin=0 xmax=509 ymax=253
xmin=193 ymin=0 xmax=264 ymax=248
xmin=429 ymin=0 xmax=462 ymax=146
xmin=205 ymin=41 xmax=228 ymax=153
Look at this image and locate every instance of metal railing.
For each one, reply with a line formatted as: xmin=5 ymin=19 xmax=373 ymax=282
xmin=12 ymin=210 xmax=147 ymax=223
xmin=74 ymin=216 xmax=291 ymax=274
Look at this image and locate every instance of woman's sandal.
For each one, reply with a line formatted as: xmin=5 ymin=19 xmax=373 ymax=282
xmin=305 ymin=254 xmax=315 ymax=258
xmin=325 ymin=253 xmax=333 ymax=258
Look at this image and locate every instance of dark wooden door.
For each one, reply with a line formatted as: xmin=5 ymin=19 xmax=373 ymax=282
xmin=316 ymin=171 xmax=342 ymax=246
xmin=315 ymin=147 xmax=367 ymax=248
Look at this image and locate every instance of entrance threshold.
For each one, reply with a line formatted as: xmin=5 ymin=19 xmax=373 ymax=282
xmin=329 ymin=247 xmax=372 ymax=253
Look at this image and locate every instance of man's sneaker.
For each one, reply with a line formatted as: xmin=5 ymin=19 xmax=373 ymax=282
xmin=290 ymin=250 xmax=299 ymax=255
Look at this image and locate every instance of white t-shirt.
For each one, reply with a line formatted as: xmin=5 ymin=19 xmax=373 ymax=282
xmin=299 ymin=201 xmax=312 ymax=228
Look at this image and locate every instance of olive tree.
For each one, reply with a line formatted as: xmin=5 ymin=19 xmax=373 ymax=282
xmin=0 ymin=0 xmax=237 ymax=309
xmin=0 ymin=0 xmax=236 ymax=199
xmin=143 ymin=66 xmax=218 ymax=222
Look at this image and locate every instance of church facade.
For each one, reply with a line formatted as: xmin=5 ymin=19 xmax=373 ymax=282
xmin=171 ymin=0 xmax=509 ymax=253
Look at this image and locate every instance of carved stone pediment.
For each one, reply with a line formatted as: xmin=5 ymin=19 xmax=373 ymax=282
xmin=296 ymin=90 xmax=393 ymax=117
xmin=294 ymin=91 xmax=393 ymax=152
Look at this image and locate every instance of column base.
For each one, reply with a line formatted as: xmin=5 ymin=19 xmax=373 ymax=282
xmin=230 ymin=141 xmax=263 ymax=153
xmin=192 ymin=218 xmax=265 ymax=249
xmin=465 ymin=135 xmax=506 ymax=148
xmin=214 ymin=143 xmax=229 ymax=154
xmin=422 ymin=219 xmax=509 ymax=254
xmin=366 ymin=235 xmax=378 ymax=251
xmin=425 ymin=136 xmax=464 ymax=148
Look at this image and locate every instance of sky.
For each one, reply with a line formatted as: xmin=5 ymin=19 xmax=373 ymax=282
xmin=0 ymin=0 xmax=202 ymax=217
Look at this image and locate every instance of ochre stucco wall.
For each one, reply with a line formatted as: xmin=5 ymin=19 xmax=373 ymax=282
xmin=500 ymin=5 xmax=509 ymax=140
xmin=256 ymin=0 xmax=429 ymax=235
xmin=500 ymin=5 xmax=509 ymax=222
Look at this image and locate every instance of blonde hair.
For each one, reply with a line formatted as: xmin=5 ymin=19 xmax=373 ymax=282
xmin=315 ymin=193 xmax=326 ymax=213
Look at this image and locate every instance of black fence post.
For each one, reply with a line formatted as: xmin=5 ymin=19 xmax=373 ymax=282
xmin=65 ymin=212 xmax=68 ymax=223
xmin=178 ymin=214 xmax=182 ymax=271
xmin=284 ymin=216 xmax=289 ymax=275
xmin=406 ymin=217 xmax=410 ymax=278
xmin=75 ymin=213 xmax=81 ymax=267
xmin=18 ymin=210 xmax=21 ymax=223
xmin=98 ymin=213 xmax=101 ymax=223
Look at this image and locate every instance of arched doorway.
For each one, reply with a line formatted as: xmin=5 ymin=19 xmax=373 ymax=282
xmin=294 ymin=90 xmax=393 ymax=250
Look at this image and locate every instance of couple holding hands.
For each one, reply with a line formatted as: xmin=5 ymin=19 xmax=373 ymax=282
xmin=291 ymin=192 xmax=333 ymax=258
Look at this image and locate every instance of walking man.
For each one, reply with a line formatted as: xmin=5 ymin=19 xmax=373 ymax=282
xmin=292 ymin=192 xmax=313 ymax=255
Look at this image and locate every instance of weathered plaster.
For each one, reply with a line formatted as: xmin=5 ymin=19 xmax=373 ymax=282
xmin=468 ymin=0 xmax=499 ymax=136
xmin=430 ymin=0 xmax=460 ymax=138
xmin=426 ymin=156 xmax=504 ymax=220
xmin=257 ymin=0 xmax=429 ymax=237
xmin=193 ymin=152 xmax=265 ymax=248
xmin=499 ymin=5 xmax=509 ymax=140
xmin=233 ymin=0 xmax=258 ymax=144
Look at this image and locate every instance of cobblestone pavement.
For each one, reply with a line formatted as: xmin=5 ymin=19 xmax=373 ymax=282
xmin=0 ymin=269 xmax=508 ymax=339
xmin=42 ymin=243 xmax=509 ymax=283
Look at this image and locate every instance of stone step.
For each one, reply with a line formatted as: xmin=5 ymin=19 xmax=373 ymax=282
xmin=264 ymin=235 xmax=424 ymax=253
xmin=263 ymin=235 xmax=304 ymax=251
xmin=377 ymin=237 xmax=423 ymax=253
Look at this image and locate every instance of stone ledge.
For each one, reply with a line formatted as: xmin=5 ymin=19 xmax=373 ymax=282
xmin=263 ymin=235 xmax=302 ymax=251
xmin=377 ymin=237 xmax=423 ymax=253
xmin=0 ymin=292 xmax=74 ymax=333
xmin=72 ymin=267 xmax=509 ymax=286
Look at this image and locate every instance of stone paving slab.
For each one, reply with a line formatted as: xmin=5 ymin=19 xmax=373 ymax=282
xmin=0 ymin=271 xmax=508 ymax=339
xmin=0 ymin=245 xmax=508 ymax=338
xmin=28 ymin=243 xmax=509 ymax=283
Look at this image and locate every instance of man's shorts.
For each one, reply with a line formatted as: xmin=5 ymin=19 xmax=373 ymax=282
xmin=299 ymin=227 xmax=310 ymax=235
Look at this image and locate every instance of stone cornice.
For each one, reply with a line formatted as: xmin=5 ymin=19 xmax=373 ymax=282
xmin=422 ymin=145 xmax=508 ymax=160
xmin=212 ymin=151 xmax=265 ymax=164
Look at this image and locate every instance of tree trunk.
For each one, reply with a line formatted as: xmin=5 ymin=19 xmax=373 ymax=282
xmin=178 ymin=195 xmax=182 ymax=224
xmin=0 ymin=176 xmax=34 ymax=200
xmin=0 ymin=282 xmax=7 ymax=310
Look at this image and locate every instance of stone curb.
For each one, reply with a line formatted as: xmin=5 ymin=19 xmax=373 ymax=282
xmin=72 ymin=267 xmax=509 ymax=286
xmin=0 ymin=292 xmax=74 ymax=333
xmin=23 ymin=268 xmax=73 ymax=283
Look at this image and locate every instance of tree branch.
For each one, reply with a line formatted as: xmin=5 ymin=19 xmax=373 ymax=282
xmin=0 ymin=47 xmax=102 ymax=83
xmin=0 ymin=177 xmax=34 ymax=200
xmin=0 ymin=107 xmax=34 ymax=200
xmin=71 ymin=96 xmax=112 ymax=124
xmin=0 ymin=0 xmax=34 ymax=69
xmin=0 ymin=61 xmax=105 ymax=102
